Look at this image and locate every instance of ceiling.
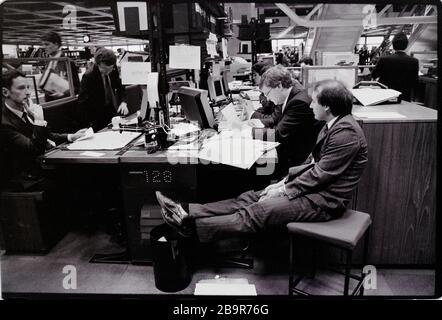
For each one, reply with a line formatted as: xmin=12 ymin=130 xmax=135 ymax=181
xmin=2 ymin=1 xmax=148 ymax=47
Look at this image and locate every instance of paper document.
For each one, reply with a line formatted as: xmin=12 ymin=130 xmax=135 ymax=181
xmin=351 ymin=88 xmax=401 ymax=106
xmin=121 ymin=62 xmax=151 ymax=85
xmin=80 ymin=151 xmax=105 ymax=157
xmin=75 ymin=127 xmax=94 ymax=141
xmin=221 ymin=103 xmax=243 ymax=127
xmin=67 ymin=131 xmax=141 ymax=150
xmin=169 ymin=45 xmax=201 ymax=70
xmin=195 ymin=278 xmax=256 ymax=296
xmin=353 ymin=111 xmax=406 ymax=119
xmin=169 ymin=123 xmax=200 ymax=137
xmin=242 ymin=89 xmax=261 ymax=101
xmin=39 ymin=70 xmax=69 ymax=94
xmin=198 ymin=136 xmax=278 ymax=169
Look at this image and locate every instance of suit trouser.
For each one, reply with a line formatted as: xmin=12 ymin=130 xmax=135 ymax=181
xmin=189 ymin=190 xmax=332 ymax=243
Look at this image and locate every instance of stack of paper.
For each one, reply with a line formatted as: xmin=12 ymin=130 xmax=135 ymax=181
xmin=243 ymin=89 xmax=261 ymax=101
xmin=194 ymin=278 xmax=257 ymax=296
xmin=197 ymin=136 xmax=279 ymax=169
xmin=351 ymin=88 xmax=401 ymax=106
xmin=67 ymin=131 xmax=142 ymax=150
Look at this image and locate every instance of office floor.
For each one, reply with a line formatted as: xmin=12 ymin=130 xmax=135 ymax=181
xmin=1 ymin=229 xmax=435 ymax=297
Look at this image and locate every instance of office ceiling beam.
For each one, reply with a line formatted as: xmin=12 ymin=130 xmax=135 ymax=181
xmin=275 ymin=3 xmax=437 ymax=28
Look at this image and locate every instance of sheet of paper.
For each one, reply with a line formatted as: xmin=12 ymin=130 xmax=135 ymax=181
xmin=75 ymin=127 xmax=94 ymax=142
xmin=221 ymin=103 xmax=243 ymax=127
xmin=194 ymin=283 xmax=257 ymax=296
xmin=353 ymin=111 xmax=406 ymax=119
xmin=121 ymin=62 xmax=151 ymax=85
xmin=80 ymin=151 xmax=105 ymax=157
xmin=198 ymin=137 xmax=270 ymax=170
xmin=67 ymin=131 xmax=141 ymax=150
xmin=221 ymin=38 xmax=228 ymax=59
xmin=169 ymin=45 xmax=201 ymax=70
xmin=351 ymin=88 xmax=401 ymax=106
xmin=169 ymin=122 xmax=200 ymax=137
xmin=147 ymin=72 xmax=159 ymax=109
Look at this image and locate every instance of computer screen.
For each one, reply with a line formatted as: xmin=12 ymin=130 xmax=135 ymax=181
xmin=207 ymin=75 xmax=226 ymax=103
xmin=178 ymin=87 xmax=215 ymax=129
xmin=214 ymin=80 xmax=223 ymax=96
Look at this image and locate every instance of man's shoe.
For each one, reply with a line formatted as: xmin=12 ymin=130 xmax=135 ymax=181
xmin=155 ymin=191 xmax=193 ymax=237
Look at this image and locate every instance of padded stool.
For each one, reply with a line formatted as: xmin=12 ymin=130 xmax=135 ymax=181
xmin=287 ymin=209 xmax=371 ymax=296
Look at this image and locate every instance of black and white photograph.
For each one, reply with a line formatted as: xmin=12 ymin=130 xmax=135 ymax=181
xmin=0 ymin=0 xmax=439 ymax=305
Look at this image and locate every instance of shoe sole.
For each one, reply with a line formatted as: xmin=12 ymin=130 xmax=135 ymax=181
xmin=156 ymin=192 xmax=190 ymax=238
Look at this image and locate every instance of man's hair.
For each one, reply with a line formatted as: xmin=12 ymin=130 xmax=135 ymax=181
xmin=94 ymin=48 xmax=117 ymax=66
xmin=299 ymin=56 xmax=313 ymax=66
xmin=392 ymin=32 xmax=409 ymax=51
xmin=259 ymin=65 xmax=294 ymax=89
xmin=2 ymin=70 xmax=26 ymax=90
xmin=252 ymin=62 xmax=271 ymax=76
xmin=41 ymin=31 xmax=62 ymax=46
xmin=313 ymin=80 xmax=353 ymax=116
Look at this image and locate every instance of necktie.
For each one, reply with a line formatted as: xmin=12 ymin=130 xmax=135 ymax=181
xmin=103 ymin=75 xmax=118 ymax=110
xmin=22 ymin=111 xmax=33 ymax=126
xmin=317 ymin=124 xmax=328 ymax=142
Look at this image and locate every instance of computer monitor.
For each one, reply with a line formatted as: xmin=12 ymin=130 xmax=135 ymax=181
xmin=207 ymin=75 xmax=227 ymax=103
xmin=178 ymin=87 xmax=215 ymax=129
xmin=125 ymin=84 xmax=143 ymax=115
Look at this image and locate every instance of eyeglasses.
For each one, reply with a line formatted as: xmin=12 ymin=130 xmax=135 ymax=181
xmin=262 ymin=87 xmax=273 ymax=98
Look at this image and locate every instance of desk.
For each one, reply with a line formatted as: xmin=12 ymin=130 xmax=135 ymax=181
xmin=353 ymin=101 xmax=437 ymax=265
xmin=42 ymin=131 xmax=277 ymax=264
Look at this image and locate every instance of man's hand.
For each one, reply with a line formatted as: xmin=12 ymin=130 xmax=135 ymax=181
xmin=117 ymin=102 xmax=129 ymax=116
xmin=25 ymin=99 xmax=44 ymax=121
xmin=69 ymin=128 xmax=89 ymax=142
xmin=258 ymin=185 xmax=286 ymax=202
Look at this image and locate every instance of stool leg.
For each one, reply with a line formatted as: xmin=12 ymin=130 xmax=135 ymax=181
xmin=360 ymin=229 xmax=370 ymax=296
xmin=289 ymin=235 xmax=294 ymax=296
xmin=344 ymin=249 xmax=352 ymax=296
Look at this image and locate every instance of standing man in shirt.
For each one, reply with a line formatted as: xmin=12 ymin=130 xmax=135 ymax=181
xmin=371 ymin=32 xmax=419 ymax=101
xmin=78 ymin=48 xmax=128 ymax=131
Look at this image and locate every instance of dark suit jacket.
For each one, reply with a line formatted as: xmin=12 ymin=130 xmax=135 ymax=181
xmin=371 ymin=52 xmax=419 ymax=101
xmin=0 ymin=104 xmax=68 ymax=187
xmin=284 ymin=114 xmax=368 ymax=217
xmin=78 ymin=64 xmax=126 ymax=131
xmin=252 ymin=83 xmax=321 ymax=171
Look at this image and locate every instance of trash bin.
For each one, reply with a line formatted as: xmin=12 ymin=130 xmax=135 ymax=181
xmin=150 ymin=223 xmax=192 ymax=292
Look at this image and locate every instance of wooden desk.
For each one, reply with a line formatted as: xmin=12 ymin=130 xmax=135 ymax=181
xmin=353 ymin=102 xmax=437 ymax=265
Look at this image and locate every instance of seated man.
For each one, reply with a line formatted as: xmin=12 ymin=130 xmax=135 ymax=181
xmin=156 ymin=80 xmax=368 ymax=242
xmin=248 ymin=65 xmax=321 ymax=173
xmin=1 ymin=70 xmax=86 ymax=190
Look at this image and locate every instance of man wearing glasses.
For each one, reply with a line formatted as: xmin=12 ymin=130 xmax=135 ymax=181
xmin=248 ymin=66 xmax=322 ymax=176
xmin=78 ymin=48 xmax=128 ymax=131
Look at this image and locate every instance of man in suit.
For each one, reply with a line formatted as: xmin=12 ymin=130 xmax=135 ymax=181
xmin=78 ymin=48 xmax=128 ymax=131
xmin=40 ymin=31 xmax=80 ymax=101
xmin=248 ymin=66 xmax=321 ymax=173
xmin=1 ymin=70 xmax=86 ymax=189
xmin=156 ymin=80 xmax=368 ymax=242
xmin=371 ymin=32 xmax=419 ymax=101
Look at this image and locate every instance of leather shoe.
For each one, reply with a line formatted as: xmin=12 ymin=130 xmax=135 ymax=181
xmin=155 ymin=191 xmax=193 ymax=237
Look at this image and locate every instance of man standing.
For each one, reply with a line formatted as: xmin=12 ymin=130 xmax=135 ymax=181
xmin=371 ymin=32 xmax=419 ymax=101
xmin=78 ymin=48 xmax=128 ymax=131
xmin=1 ymin=70 xmax=86 ymax=189
xmin=156 ymin=80 xmax=368 ymax=242
xmin=40 ymin=31 xmax=80 ymax=101
xmin=248 ymin=66 xmax=321 ymax=174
